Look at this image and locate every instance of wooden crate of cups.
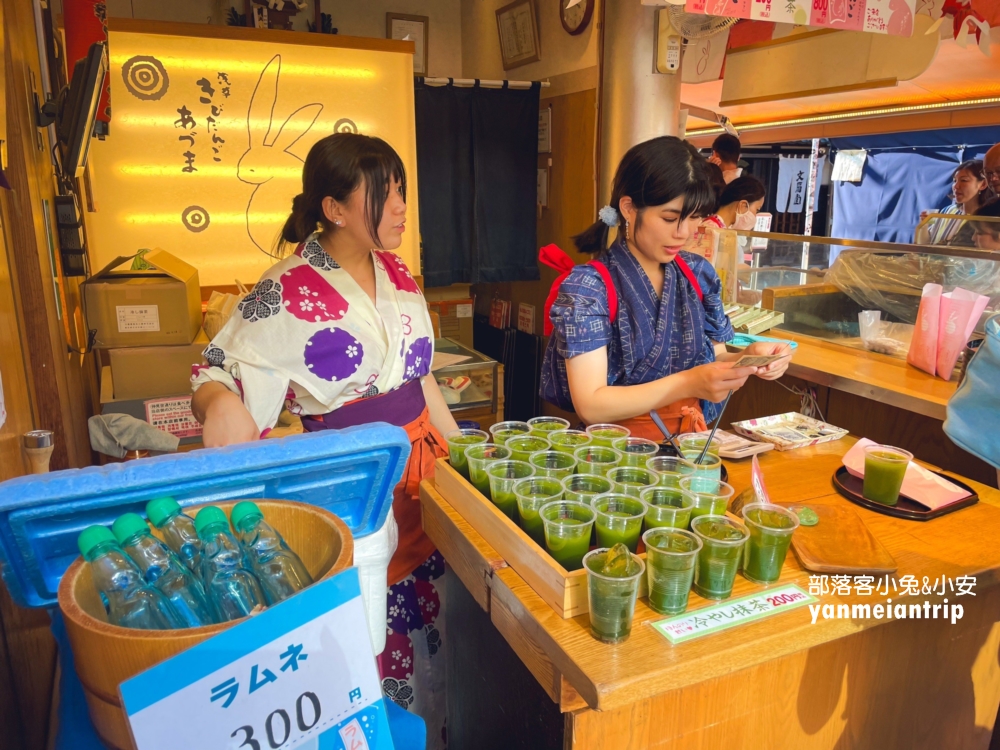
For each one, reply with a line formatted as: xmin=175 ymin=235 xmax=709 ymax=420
xmin=433 ymin=457 xmax=647 ymax=619
xmin=58 ymin=499 xmax=353 ymax=750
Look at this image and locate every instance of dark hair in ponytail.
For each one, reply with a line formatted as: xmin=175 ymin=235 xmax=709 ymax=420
xmin=276 ymin=132 xmax=406 ymax=256
xmin=573 ymin=136 xmax=714 ymax=255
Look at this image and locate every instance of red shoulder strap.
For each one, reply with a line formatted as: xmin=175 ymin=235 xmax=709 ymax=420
xmin=587 ymin=261 xmax=618 ymax=325
xmin=673 ymin=255 xmax=704 ymax=302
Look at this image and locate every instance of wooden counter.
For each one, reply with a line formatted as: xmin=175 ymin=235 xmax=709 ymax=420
xmin=771 ymin=330 xmax=956 ymax=421
xmin=423 ymin=439 xmax=1000 ymax=748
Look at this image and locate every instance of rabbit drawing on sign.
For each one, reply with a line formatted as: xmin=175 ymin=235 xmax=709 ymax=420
xmin=238 ymin=54 xmax=323 ymax=254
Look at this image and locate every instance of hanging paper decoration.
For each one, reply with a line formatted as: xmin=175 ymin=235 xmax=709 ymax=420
xmin=685 ymin=0 xmax=918 ymax=35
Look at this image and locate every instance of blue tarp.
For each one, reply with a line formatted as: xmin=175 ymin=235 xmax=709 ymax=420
xmin=830 ymin=126 xmax=1000 ymax=243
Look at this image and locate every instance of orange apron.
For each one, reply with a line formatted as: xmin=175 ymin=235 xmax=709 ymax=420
xmin=614 ymin=397 xmax=707 ymax=443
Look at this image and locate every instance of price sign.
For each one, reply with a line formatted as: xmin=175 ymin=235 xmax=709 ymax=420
xmin=120 ymin=568 xmax=395 ymax=750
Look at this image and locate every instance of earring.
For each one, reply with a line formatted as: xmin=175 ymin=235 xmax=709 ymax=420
xmin=625 ymin=220 xmax=630 ymax=241
xmin=335 ymin=221 xmax=344 ymax=227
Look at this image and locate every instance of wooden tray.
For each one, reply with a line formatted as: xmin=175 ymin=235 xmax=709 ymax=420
xmin=433 ymin=458 xmax=647 ymax=618
xmin=832 ymin=465 xmax=979 ymax=521
xmin=778 ymin=496 xmax=896 ymax=575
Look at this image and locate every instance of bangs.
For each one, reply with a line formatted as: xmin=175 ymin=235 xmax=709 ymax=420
xmin=358 ymin=138 xmax=407 ymax=248
xmin=678 ymin=177 xmax=717 ymax=219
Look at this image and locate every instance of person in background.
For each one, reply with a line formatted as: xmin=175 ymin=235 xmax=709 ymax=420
xmin=191 ymin=133 xmax=457 ymax=745
xmin=708 ymin=175 xmax=766 ymax=232
xmin=923 ymin=160 xmax=993 ymax=245
xmin=709 ymin=133 xmax=743 ymax=184
xmin=985 ymin=143 xmax=1000 ymax=197
xmin=971 ymin=199 xmax=1000 ymax=251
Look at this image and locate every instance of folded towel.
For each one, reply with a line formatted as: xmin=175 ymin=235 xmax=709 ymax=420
xmin=88 ymin=414 xmax=180 ymax=458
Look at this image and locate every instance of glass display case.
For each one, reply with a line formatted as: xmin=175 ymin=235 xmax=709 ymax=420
xmin=732 ymin=231 xmax=1000 ymax=358
xmin=433 ymin=337 xmax=499 ymax=413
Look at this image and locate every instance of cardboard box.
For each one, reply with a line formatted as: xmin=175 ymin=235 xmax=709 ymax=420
xmin=100 ymin=366 xmax=202 ymax=445
xmin=107 ymin=329 xmax=209 ymax=401
xmin=429 ymin=298 xmax=474 ymax=348
xmin=84 ymin=249 xmax=201 ymax=348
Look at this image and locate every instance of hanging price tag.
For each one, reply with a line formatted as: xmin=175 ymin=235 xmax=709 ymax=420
xmin=751 ymin=454 xmax=773 ymax=505
xmin=120 ymin=569 xmax=395 ymax=750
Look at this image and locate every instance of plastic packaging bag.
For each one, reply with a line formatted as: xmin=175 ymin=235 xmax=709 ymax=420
xmin=353 ymin=508 xmax=399 ymax=655
xmin=937 ymin=289 xmax=990 ymax=380
xmin=204 ymin=281 xmax=249 ymax=340
xmin=858 ymin=311 xmax=912 ymax=356
xmin=907 ymin=283 xmax=942 ymax=376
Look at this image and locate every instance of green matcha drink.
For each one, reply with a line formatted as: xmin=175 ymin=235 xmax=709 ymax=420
xmin=540 ymin=500 xmax=596 ymax=571
xmin=506 ymin=435 xmax=551 ymax=464
xmin=592 ymin=493 xmax=646 ymax=552
xmin=527 ymin=416 xmax=570 ymax=437
xmin=641 ymin=487 xmax=695 ymax=530
xmin=679 ymin=477 xmax=735 ymax=523
xmin=607 ymin=467 xmax=657 ymax=498
xmin=862 ymin=445 xmax=912 ymax=506
xmin=513 ymin=477 xmax=563 ymax=545
xmin=562 ymin=474 xmax=613 ymax=505
xmin=586 ymin=424 xmax=630 ymax=448
xmin=643 ymin=527 xmax=702 ymax=615
xmin=612 ymin=437 xmax=659 ymax=468
xmin=646 ymin=455 xmax=697 ymax=489
xmin=487 ymin=460 xmax=535 ymax=521
xmin=548 ymin=429 xmax=592 ymax=455
xmin=681 ymin=449 xmax=722 ymax=481
xmin=584 ymin=545 xmax=645 ymax=644
xmin=445 ymin=428 xmax=489 ymax=479
xmin=465 ymin=443 xmax=512 ymax=499
xmin=678 ymin=433 xmax=722 ymax=459
xmin=741 ymin=503 xmax=799 ymax=584
xmin=691 ymin=515 xmax=749 ymax=600
xmin=529 ymin=450 xmax=577 ymax=481
xmin=574 ymin=446 xmax=623 ymax=476
xmin=489 ymin=421 xmax=531 ymax=446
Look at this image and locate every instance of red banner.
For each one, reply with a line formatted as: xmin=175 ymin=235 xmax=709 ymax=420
xmin=63 ymin=0 xmax=110 ymax=122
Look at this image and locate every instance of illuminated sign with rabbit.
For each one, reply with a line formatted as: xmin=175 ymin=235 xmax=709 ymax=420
xmin=86 ymin=21 xmax=421 ymax=286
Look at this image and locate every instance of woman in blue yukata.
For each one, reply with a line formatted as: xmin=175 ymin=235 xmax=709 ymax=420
xmin=192 ymin=133 xmax=456 ymax=747
xmin=540 ymin=136 xmax=792 ymax=440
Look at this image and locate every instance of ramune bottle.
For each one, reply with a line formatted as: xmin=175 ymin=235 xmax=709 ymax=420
xmin=230 ymin=501 xmax=313 ymax=605
xmin=145 ymin=498 xmax=202 ymax=575
xmin=195 ymin=506 xmax=265 ymax=622
xmin=77 ymin=525 xmax=184 ymax=630
xmin=112 ymin=513 xmax=215 ymax=628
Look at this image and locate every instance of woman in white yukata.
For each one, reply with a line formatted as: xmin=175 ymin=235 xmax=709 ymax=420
xmin=192 ymin=133 xmax=457 ymax=745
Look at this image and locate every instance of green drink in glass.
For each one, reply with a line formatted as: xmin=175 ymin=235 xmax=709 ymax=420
xmin=591 ymin=493 xmax=647 ymax=552
xmin=529 ymin=450 xmax=577 ymax=480
xmin=646 ymin=455 xmax=697 ymax=488
xmin=527 ymin=416 xmax=570 ymax=437
xmin=862 ymin=445 xmax=912 ymax=506
xmin=584 ymin=545 xmax=645 ymax=644
xmin=681 ymin=449 xmax=722 ymax=481
xmin=540 ymin=500 xmax=596 ymax=571
xmin=486 ymin=460 xmax=535 ymax=521
xmin=445 ymin=428 xmax=489 ymax=479
xmin=574 ymin=445 xmax=622 ymax=476
xmin=641 ymin=486 xmax=695 ymax=530
xmin=562 ymin=474 xmax=613 ymax=505
xmin=679 ymin=477 xmax=735 ymax=522
xmin=586 ymin=423 xmax=630 ymax=448
xmin=678 ymin=433 xmax=722 ymax=459
xmin=643 ymin=527 xmax=702 ymax=615
xmin=612 ymin=437 xmax=660 ymax=468
xmin=741 ymin=502 xmax=799 ymax=584
xmin=548 ymin=429 xmax=592 ymax=455
xmin=465 ymin=443 xmax=512 ymax=499
xmin=513 ymin=477 xmax=563 ymax=545
xmin=691 ymin=515 xmax=749 ymax=600
xmin=506 ymin=435 xmax=551 ymax=463
xmin=489 ymin=421 xmax=531 ymax=446
xmin=607 ymin=466 xmax=657 ymax=498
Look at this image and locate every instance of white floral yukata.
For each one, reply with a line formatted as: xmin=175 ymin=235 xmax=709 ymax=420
xmin=192 ymin=234 xmax=435 ymax=433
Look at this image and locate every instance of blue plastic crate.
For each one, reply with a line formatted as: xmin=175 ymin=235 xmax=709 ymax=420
xmin=0 ymin=425 xmax=409 ymax=608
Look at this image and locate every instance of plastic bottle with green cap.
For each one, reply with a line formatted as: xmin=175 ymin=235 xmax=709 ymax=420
xmin=230 ymin=501 xmax=314 ymax=605
xmin=112 ymin=513 xmax=215 ymax=628
xmin=146 ymin=498 xmax=202 ymax=575
xmin=77 ymin=525 xmax=184 ymax=630
xmin=195 ymin=506 xmax=265 ymax=622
